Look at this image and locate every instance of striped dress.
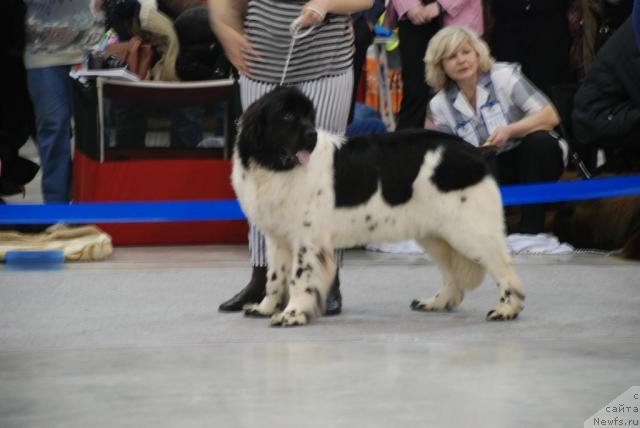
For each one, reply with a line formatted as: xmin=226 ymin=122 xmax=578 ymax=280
xmin=244 ymin=0 xmax=354 ymax=84
xmin=241 ymin=0 xmax=354 ymax=267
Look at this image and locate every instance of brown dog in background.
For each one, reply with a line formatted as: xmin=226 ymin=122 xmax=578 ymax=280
xmin=550 ymin=196 xmax=640 ymax=260
xmin=479 ymin=149 xmax=640 ymax=261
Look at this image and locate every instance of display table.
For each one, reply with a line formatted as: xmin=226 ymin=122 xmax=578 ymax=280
xmin=72 ymin=77 xmax=247 ymax=245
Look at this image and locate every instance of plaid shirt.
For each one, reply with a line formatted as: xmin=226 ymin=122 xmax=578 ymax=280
xmin=429 ymin=62 xmax=550 ymax=148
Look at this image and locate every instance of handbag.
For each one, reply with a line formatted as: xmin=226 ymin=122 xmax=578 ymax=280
xmin=105 ymin=36 xmax=153 ymax=79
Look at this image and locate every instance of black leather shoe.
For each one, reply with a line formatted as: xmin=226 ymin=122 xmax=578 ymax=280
xmin=324 ymin=272 xmax=342 ymax=316
xmin=218 ymin=266 xmax=267 ymax=312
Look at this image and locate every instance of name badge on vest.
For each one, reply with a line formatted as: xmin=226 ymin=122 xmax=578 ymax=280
xmin=455 ymin=120 xmax=480 ymax=146
xmin=480 ymin=101 xmax=508 ymax=135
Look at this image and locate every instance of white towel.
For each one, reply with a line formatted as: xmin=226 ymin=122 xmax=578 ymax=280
xmin=366 ymin=234 xmax=575 ymax=256
xmin=506 ymin=233 xmax=574 ymax=255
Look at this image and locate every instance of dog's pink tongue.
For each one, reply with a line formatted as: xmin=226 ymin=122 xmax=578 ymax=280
xmin=296 ymin=150 xmax=311 ymax=165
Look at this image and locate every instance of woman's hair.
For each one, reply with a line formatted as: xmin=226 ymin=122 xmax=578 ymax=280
xmin=424 ymin=25 xmax=495 ymax=91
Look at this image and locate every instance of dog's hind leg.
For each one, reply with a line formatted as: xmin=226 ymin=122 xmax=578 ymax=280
xmin=444 ymin=229 xmax=525 ymax=321
xmin=271 ymin=244 xmax=336 ymax=327
xmin=481 ymin=245 xmax=525 ymax=321
xmin=244 ymin=236 xmax=292 ymax=317
xmin=412 ymin=237 xmax=484 ymax=312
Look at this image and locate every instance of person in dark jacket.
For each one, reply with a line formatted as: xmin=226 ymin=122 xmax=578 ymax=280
xmin=174 ymin=5 xmax=230 ymax=81
xmin=0 ymin=0 xmax=38 ymax=202
xmin=489 ymin=0 xmax=573 ymax=97
xmin=348 ymin=0 xmax=385 ymax=123
xmin=572 ymin=18 xmax=640 ymax=173
xmin=634 ymin=0 xmax=640 ymax=47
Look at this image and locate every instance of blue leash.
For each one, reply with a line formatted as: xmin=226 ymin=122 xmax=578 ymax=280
xmin=2 ymin=175 xmax=640 ymax=224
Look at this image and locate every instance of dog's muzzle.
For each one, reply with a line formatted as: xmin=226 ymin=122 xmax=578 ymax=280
xmin=294 ymin=129 xmax=317 ymax=166
xmin=295 ymin=150 xmax=311 ymax=165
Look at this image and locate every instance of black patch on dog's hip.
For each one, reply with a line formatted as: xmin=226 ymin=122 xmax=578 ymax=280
xmin=333 ymin=130 xmax=489 ymax=208
xmin=431 ymin=142 xmax=490 ymax=192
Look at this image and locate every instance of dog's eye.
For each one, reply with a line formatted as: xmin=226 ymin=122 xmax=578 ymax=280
xmin=283 ymin=113 xmax=295 ymax=121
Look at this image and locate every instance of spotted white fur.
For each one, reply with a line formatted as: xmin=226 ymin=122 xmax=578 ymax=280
xmin=232 ymin=130 xmax=525 ymax=326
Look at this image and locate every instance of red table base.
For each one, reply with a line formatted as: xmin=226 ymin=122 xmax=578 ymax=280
xmin=72 ymin=150 xmax=248 ymax=245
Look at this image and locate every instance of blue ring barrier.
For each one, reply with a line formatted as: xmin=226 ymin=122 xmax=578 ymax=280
xmin=0 ymin=200 xmax=245 ymax=224
xmin=500 ymin=175 xmax=640 ymax=205
xmin=1 ymin=175 xmax=640 ymax=224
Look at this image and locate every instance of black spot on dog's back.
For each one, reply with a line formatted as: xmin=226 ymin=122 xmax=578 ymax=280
xmin=333 ymin=130 xmax=488 ymax=207
xmin=431 ymin=140 xmax=490 ymax=192
xmin=333 ymin=139 xmax=379 ymax=206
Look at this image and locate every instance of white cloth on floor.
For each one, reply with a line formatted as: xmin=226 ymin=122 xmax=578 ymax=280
xmin=366 ymin=234 xmax=575 ymax=256
xmin=506 ymin=233 xmax=574 ymax=255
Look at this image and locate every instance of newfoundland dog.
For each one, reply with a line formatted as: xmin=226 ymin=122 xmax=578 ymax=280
xmin=232 ymin=87 xmax=525 ymax=326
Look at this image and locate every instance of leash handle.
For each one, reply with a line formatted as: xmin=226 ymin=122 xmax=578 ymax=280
xmin=290 ymin=16 xmax=316 ymax=39
xmin=280 ymin=18 xmax=316 ymax=86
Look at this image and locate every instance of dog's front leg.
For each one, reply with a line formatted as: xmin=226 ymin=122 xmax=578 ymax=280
xmin=271 ymin=244 xmax=336 ymax=327
xmin=244 ymin=236 xmax=292 ymax=317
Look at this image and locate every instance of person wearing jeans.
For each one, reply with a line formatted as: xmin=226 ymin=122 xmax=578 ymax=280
xmin=24 ymin=0 xmax=103 ymax=202
xmin=25 ymin=66 xmax=74 ymax=202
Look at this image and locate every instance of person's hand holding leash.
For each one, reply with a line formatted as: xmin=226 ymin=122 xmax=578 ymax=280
xmin=293 ymin=0 xmax=328 ymax=31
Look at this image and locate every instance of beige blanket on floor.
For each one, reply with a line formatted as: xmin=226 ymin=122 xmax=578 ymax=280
xmin=0 ymin=224 xmax=113 ymax=262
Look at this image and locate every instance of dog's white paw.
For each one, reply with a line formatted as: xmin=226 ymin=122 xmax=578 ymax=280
xmin=411 ymin=291 xmax=463 ymax=312
xmin=486 ymin=289 xmax=524 ymax=321
xmin=243 ymin=299 xmax=280 ymax=318
xmin=411 ymin=298 xmax=442 ymax=312
xmin=271 ymin=309 xmax=310 ymax=327
xmin=486 ymin=302 xmax=522 ymax=321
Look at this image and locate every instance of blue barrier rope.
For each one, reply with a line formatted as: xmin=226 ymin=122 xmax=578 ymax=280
xmin=0 ymin=200 xmax=245 ymax=224
xmin=500 ymin=175 xmax=640 ymax=205
xmin=2 ymin=175 xmax=640 ymax=224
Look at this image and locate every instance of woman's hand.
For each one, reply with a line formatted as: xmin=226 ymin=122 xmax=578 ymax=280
xmin=295 ymin=0 xmax=329 ymax=30
xmin=406 ymin=3 xmax=441 ymax=25
xmin=214 ymin=23 xmax=256 ymax=76
xmin=406 ymin=5 xmax=425 ymax=25
xmin=486 ymin=125 xmax=513 ymax=148
xmin=423 ymin=2 xmax=441 ymax=21
xmin=486 ymin=105 xmax=560 ymax=146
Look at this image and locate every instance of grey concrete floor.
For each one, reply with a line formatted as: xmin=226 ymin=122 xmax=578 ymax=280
xmin=1 ymin=246 xmax=639 ymax=428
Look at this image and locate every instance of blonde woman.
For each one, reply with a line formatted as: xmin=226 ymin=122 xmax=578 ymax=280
xmin=425 ymin=25 xmax=567 ymax=234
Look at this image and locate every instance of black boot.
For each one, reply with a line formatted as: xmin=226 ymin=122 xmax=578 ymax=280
xmin=218 ymin=266 xmax=267 ymax=312
xmin=325 ymin=270 xmax=342 ymax=316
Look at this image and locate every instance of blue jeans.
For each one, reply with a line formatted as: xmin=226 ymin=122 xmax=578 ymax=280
xmin=26 ymin=65 xmax=73 ymax=202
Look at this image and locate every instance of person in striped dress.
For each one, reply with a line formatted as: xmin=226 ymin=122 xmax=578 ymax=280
xmin=209 ymin=0 xmax=373 ymax=315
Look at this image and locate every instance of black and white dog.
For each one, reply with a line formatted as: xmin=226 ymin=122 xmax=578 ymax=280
xmin=232 ymin=87 xmax=525 ymax=326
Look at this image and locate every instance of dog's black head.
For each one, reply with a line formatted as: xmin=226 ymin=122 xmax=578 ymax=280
xmin=237 ymin=86 xmax=317 ymax=171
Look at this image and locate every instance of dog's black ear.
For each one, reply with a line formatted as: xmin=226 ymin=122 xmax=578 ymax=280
xmin=237 ymin=95 xmax=267 ymax=165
